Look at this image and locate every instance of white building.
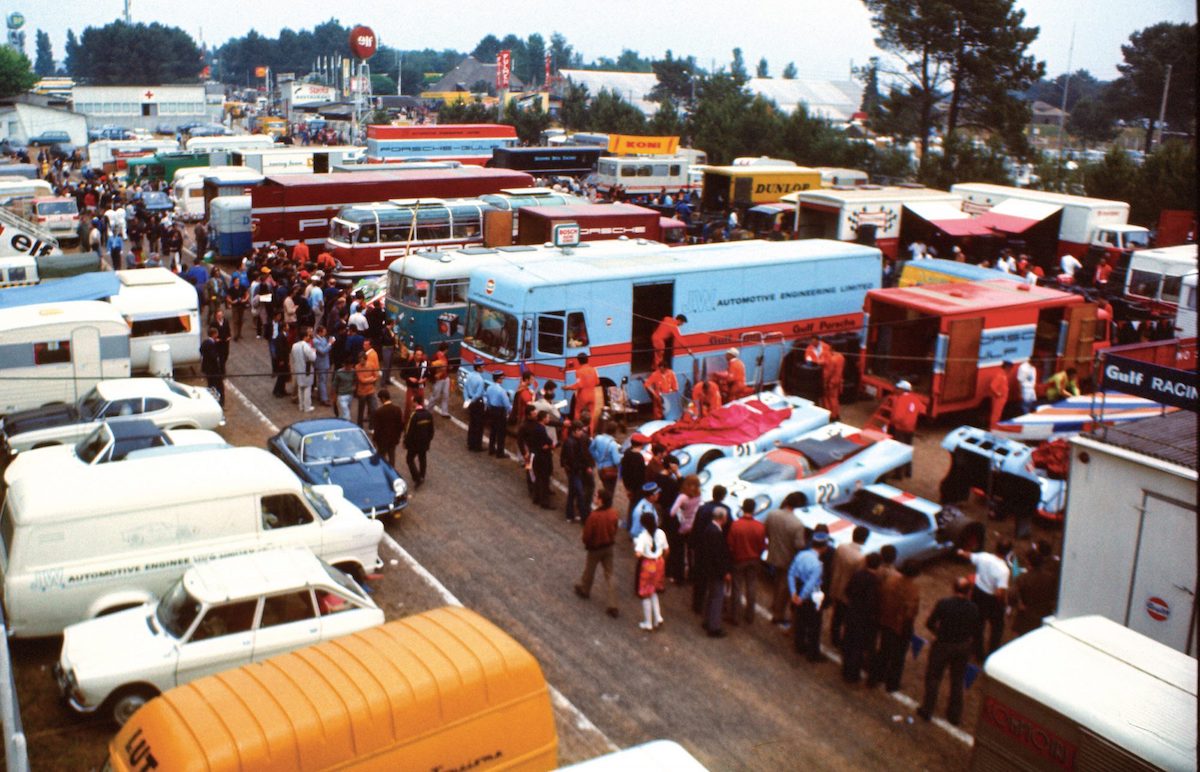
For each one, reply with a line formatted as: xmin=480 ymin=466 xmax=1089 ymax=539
xmin=558 ymin=70 xmax=862 ymax=121
xmin=72 ymin=85 xmax=221 ymax=131
xmin=0 ymin=99 xmax=89 ymax=147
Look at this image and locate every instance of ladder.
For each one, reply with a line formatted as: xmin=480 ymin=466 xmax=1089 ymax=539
xmin=864 ymin=394 xmax=895 ymax=433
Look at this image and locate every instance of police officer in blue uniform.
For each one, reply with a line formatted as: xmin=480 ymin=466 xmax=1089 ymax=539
xmin=463 ymin=361 xmax=487 ymax=451
xmin=485 ymin=371 xmax=513 ymax=457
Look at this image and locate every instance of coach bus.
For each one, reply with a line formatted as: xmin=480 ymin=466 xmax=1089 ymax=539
xmin=365 ymin=123 xmax=517 ymax=165
xmin=488 ymin=146 xmax=603 ymax=177
xmin=249 ymin=167 xmax=533 ymax=248
xmin=460 ymin=239 xmax=882 ymax=404
xmin=327 ymin=187 xmax=583 ymax=281
xmin=594 ymin=155 xmax=696 ymax=199
xmin=385 ymin=239 xmax=671 ymax=362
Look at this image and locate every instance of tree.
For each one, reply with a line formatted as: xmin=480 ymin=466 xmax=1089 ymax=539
xmin=63 ymin=29 xmax=79 ymax=78
xmin=472 ymin=35 xmax=502 ymax=62
xmin=438 ymin=96 xmax=497 ymax=124
xmin=0 ymin=47 xmax=35 ymax=98
xmin=1066 ymin=95 xmax=1118 ymax=148
xmin=781 ymin=62 xmax=798 ymax=79
xmin=548 ymin=33 xmax=579 ymax=73
xmin=686 ymin=71 xmax=753 ymax=164
xmin=862 ymin=0 xmax=956 ymax=170
xmin=1132 ymin=141 xmax=1195 ymax=225
xmin=756 ymin=57 xmax=769 ymax=78
xmin=34 ymin=30 xmax=54 ymax=77
xmin=588 ymin=49 xmax=653 ymax=72
xmin=649 ymin=50 xmax=695 ymax=106
xmin=559 ymin=82 xmax=590 ymax=130
xmin=857 ymin=57 xmax=883 ymax=125
xmin=1111 ymin=22 xmax=1196 ymax=150
xmin=370 ymin=73 xmax=396 ymax=96
xmin=1026 ymin=69 xmax=1104 ymax=112
xmin=648 ymin=99 xmax=685 ymax=136
xmin=730 ymin=48 xmax=749 ymax=85
xmin=1083 ymin=145 xmax=1140 ymax=202
xmin=70 ymin=22 xmax=203 ymax=85
xmin=502 ymin=97 xmax=552 ymax=145
xmin=521 ymin=33 xmax=546 ymax=87
xmin=588 ymin=88 xmax=646 ymax=133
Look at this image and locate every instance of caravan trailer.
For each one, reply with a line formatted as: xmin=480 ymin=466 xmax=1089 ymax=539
xmin=108 ymin=268 xmax=201 ymax=372
xmin=0 ymin=300 xmax=131 ymax=415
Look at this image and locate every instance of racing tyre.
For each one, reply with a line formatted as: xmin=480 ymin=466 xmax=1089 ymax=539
xmin=109 ymin=685 xmax=158 ymax=727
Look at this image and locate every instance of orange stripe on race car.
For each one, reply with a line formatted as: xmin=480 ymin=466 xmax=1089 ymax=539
xmin=827 ymin=518 xmax=855 ymax=534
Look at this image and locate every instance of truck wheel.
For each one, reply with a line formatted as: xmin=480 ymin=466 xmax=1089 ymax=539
xmin=109 ymin=685 xmax=158 ymax=726
xmin=697 ymin=450 xmax=725 ymax=473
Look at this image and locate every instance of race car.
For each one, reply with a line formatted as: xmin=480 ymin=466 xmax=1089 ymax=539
xmin=940 ymin=425 xmax=1067 ymax=521
xmin=630 ymin=389 xmax=830 ymax=477
xmin=994 ymin=391 xmax=1179 ymax=442
xmin=795 ymin=484 xmax=968 ymax=568
xmin=698 ymin=421 xmax=912 ymax=516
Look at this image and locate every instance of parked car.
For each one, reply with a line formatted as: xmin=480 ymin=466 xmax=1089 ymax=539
xmin=55 ymin=548 xmax=386 ymax=725
xmin=267 ymin=418 xmax=408 ymax=518
xmin=27 ymin=130 xmax=72 ymax=147
xmin=97 ymin=126 xmax=133 ymax=140
xmin=699 ymin=421 xmax=913 ymax=516
xmin=135 ymin=190 xmax=174 ymax=214
xmin=940 ymin=425 xmax=1068 ymax=522
xmin=3 ymin=420 xmax=226 ymax=483
xmin=796 ymin=483 xmax=969 ymax=568
xmin=629 ymin=389 xmax=830 ymax=476
xmin=0 ymin=378 xmax=224 ymax=461
xmin=27 ymin=196 xmax=80 ymax=245
xmin=153 ymin=123 xmax=177 ymax=136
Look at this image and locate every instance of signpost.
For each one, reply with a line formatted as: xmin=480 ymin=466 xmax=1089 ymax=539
xmin=347 ymin=25 xmax=377 ymax=142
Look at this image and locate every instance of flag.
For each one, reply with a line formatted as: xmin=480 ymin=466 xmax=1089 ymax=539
xmin=496 ymin=49 xmax=511 ymax=90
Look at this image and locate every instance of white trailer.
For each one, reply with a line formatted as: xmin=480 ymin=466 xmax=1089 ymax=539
xmin=86 ymin=138 xmax=179 ymax=168
xmin=950 ymin=182 xmax=1150 ymax=262
xmin=108 ymin=268 xmax=201 ymax=372
xmin=1060 ymin=411 xmax=1197 ymax=656
xmin=184 ymin=134 xmax=277 ymax=154
xmin=231 ymin=145 xmax=360 ymax=175
xmin=0 ymin=300 xmax=132 ymax=415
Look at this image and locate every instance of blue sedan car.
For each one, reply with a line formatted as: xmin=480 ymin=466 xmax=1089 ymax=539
xmin=268 ymin=418 xmax=408 ymax=518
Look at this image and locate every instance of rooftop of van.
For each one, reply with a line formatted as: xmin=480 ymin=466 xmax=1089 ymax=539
xmin=699 ymin=164 xmax=820 ymax=175
xmin=391 ymin=239 xmax=669 ymax=274
xmin=949 ymin=182 xmax=1131 ymax=209
xmin=0 ymin=299 xmax=126 ymax=328
xmin=519 ymin=203 xmax=659 ymax=218
xmin=3 ymin=446 xmax=300 ymax=524
xmin=260 ymin=168 xmax=532 ymax=188
xmin=867 ymin=278 xmax=1073 ymax=313
xmin=470 ymin=238 xmax=879 ymax=289
xmin=984 ymin=615 xmax=1196 ymax=770
xmin=182 ymin=548 xmax=333 ymax=605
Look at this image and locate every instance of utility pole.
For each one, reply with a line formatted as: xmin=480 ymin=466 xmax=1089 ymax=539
xmin=1153 ymin=63 xmax=1172 ymax=151
xmin=1057 ymin=23 xmax=1075 ymax=160
xmin=123 ymin=0 xmax=131 ymax=24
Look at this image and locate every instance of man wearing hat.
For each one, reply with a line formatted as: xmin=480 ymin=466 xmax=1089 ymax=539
xmin=463 ymin=361 xmax=487 ymax=451
xmin=484 ymin=370 xmax=513 ymax=458
xmin=888 ymin=380 xmax=921 ymax=479
xmin=715 ymin=347 xmax=750 ymax=402
xmin=986 ymin=361 xmax=1013 ymax=430
xmin=630 ymin=482 xmax=661 ymax=540
xmin=789 ymin=530 xmax=833 ymax=662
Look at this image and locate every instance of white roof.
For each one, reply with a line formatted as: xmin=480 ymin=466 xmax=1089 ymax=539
xmin=984 ymin=616 xmax=1196 ymax=770
xmin=989 ymin=198 xmax=1062 ymax=220
xmin=784 ymin=186 xmax=959 ymax=207
xmin=111 ymin=268 xmax=199 ymax=316
xmin=0 ymin=299 xmax=127 ymax=331
xmin=1130 ymin=244 xmax=1198 ymax=276
xmin=950 ymin=182 xmax=1132 ymax=211
xmin=182 ymin=548 xmax=332 ymax=605
xmin=903 ymin=201 xmax=971 ymax=221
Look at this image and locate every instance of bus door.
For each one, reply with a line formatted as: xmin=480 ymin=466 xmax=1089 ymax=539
xmin=1060 ymin=302 xmax=1099 ymax=379
xmin=941 ymin=317 xmax=982 ymax=406
xmin=740 ymin=330 xmax=786 ymax=391
xmin=632 ymin=282 xmax=675 ymax=374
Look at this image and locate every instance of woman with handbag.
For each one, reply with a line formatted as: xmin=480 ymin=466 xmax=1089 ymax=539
xmin=633 ymin=511 xmax=669 ymax=632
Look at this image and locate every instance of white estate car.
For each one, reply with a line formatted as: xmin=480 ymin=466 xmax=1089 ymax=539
xmin=0 ymin=378 xmax=224 ymax=460
xmin=56 ymin=549 xmax=385 ymax=726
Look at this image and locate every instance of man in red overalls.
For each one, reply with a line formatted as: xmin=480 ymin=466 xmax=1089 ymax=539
xmin=564 ymin=353 xmax=602 ymax=433
xmin=643 ymin=361 xmax=679 ymax=420
xmin=889 ymin=380 xmax=922 ymax=479
xmin=987 ymin=361 xmax=1013 ymax=430
xmin=651 ymin=314 xmax=687 ymax=369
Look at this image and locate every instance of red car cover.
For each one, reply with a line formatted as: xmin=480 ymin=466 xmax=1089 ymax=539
xmin=649 ymin=399 xmax=790 ymax=451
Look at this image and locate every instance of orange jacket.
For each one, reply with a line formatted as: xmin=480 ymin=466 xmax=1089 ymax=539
xmin=645 ymin=368 xmax=678 ymax=395
xmin=565 ymin=365 xmax=600 ymax=396
xmin=651 ymin=316 xmax=680 ymax=348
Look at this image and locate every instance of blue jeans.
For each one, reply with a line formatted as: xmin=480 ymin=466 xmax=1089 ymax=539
xmin=565 ymin=472 xmax=591 ymax=521
xmin=336 ymin=393 xmax=352 ymax=420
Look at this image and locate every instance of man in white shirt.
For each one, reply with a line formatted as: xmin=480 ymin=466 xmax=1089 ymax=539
xmin=958 ymin=539 xmax=1011 ymax=661
xmin=1016 ymin=360 xmax=1038 ymax=414
xmin=1059 ymin=252 xmax=1083 ymax=281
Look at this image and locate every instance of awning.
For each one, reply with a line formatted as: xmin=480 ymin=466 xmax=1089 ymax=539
xmin=903 ymin=201 xmax=994 ymax=237
xmin=0 ymin=271 xmax=120 ymax=309
xmin=973 ymin=198 xmax=1062 ymax=234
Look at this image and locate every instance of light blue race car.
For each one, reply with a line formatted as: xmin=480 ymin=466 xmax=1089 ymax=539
xmin=631 ymin=389 xmax=830 ymax=477
xmin=796 ymin=483 xmax=970 ymax=568
xmin=700 ymin=421 xmax=914 ymax=517
xmin=940 ymin=425 xmax=1067 ymax=521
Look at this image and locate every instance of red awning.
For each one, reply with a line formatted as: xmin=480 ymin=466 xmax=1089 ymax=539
xmin=973 ymin=199 xmax=1062 ymax=234
xmin=903 ymin=201 xmax=994 ymax=237
xmin=930 ymin=217 xmax=995 ymax=237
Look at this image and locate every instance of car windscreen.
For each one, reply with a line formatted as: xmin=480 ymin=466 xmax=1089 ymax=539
xmin=78 ymin=388 xmax=106 ymax=420
xmin=74 ymin=425 xmax=111 ymax=463
xmin=739 ymin=453 xmax=808 ymax=484
xmin=155 ymin=579 xmax=202 ymax=639
xmin=834 ymin=492 xmax=927 ymax=535
xmin=300 ymin=428 xmax=373 ymax=463
xmin=303 ymin=483 xmax=335 ymax=521
xmin=321 ymin=559 xmax=368 ymax=602
xmin=36 ymin=201 xmax=77 ymax=215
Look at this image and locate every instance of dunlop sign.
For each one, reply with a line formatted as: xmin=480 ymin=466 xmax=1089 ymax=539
xmin=1101 ymin=354 xmax=1198 ymax=412
xmin=607 ymin=134 xmax=680 ymax=156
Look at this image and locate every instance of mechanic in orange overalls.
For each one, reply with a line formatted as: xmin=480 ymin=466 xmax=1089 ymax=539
xmin=822 ymin=348 xmax=845 ymax=421
xmin=692 ymin=375 xmax=724 ymax=418
xmin=643 ymin=361 xmax=679 ymax=420
xmin=987 ymin=361 xmax=1013 ymax=430
xmin=564 ymin=353 xmax=603 ymax=433
xmin=889 ymin=380 xmax=922 ymax=479
xmin=651 ymin=314 xmax=687 ymax=368
xmin=715 ymin=347 xmax=751 ymax=402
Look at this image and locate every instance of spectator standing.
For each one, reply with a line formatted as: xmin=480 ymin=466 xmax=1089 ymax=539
xmin=463 ymin=362 xmax=487 ymax=451
xmin=829 ymin=526 xmax=869 ymax=649
xmin=402 ymin=394 xmax=435 ymax=487
xmin=633 ymin=511 xmax=668 ymax=632
xmin=355 ymin=341 xmax=381 ymax=427
xmin=372 ymin=389 xmax=405 ymax=468
xmin=666 ymin=475 xmax=702 ymax=583
xmin=918 ymin=578 xmax=981 ymax=725
xmin=869 ymin=562 xmax=921 ymax=692
xmin=727 ymin=498 xmax=767 ymax=626
xmin=484 ymin=371 xmax=512 ymax=458
xmin=959 ymin=539 xmax=1011 ymax=661
xmin=313 ymin=325 xmax=333 ymax=406
xmin=789 ymin=531 xmax=832 ymax=662
xmin=290 ymin=328 xmax=317 ymax=413
xmin=619 ymin=435 xmax=648 ymax=529
xmin=428 ymin=342 xmax=451 ymax=417
xmin=765 ymin=492 xmax=808 ymax=626
xmin=574 ymin=489 xmax=620 ymax=618
xmin=227 ymin=276 xmax=248 ymax=341
xmin=841 ymin=552 xmax=883 ymax=684
xmin=199 ymin=326 xmax=224 ymax=407
xmin=694 ymin=506 xmax=733 ymax=637
xmin=589 ymin=422 xmax=621 ymax=498
xmin=560 ymin=422 xmax=594 ymax=523
xmin=332 ymin=359 xmax=356 ymax=420
xmin=1010 ymin=547 xmax=1058 ymax=637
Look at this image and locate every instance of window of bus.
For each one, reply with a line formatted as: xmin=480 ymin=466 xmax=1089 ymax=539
xmin=1161 ymin=275 xmax=1183 ymax=304
xmin=329 ymin=220 xmax=355 ymax=243
xmin=538 ymin=312 xmax=565 ymax=355
xmin=129 ymin=315 xmax=191 ymax=338
xmin=598 ymin=160 xmax=617 ymax=177
xmin=567 ymin=313 xmax=589 ymax=348
xmin=465 ymin=303 xmax=518 ymax=360
xmin=399 ymin=277 xmax=431 ymax=308
xmin=434 ymin=280 xmax=467 ymax=306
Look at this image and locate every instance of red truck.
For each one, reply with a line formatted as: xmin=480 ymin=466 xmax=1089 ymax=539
xmin=249 ymin=168 xmax=533 ymax=248
xmin=514 ymin=203 xmax=687 ymax=246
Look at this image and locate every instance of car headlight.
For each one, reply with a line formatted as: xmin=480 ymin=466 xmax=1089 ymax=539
xmin=698 ymin=469 xmax=710 ymax=486
xmin=753 ymin=494 xmax=772 ymax=514
xmin=674 ymin=450 xmax=691 ymax=467
xmin=392 ymin=478 xmax=408 ymax=496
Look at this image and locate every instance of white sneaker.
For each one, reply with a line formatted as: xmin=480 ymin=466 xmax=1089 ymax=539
xmin=638 ymin=622 xmax=653 ymax=631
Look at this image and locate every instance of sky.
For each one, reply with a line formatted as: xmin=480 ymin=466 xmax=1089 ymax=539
xmin=18 ymin=0 xmax=1198 ymax=82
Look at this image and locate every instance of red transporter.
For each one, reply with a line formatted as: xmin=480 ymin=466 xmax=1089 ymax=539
xmin=250 ymin=168 xmax=533 ymax=249
xmin=861 ymin=280 xmax=1110 ymax=418
xmin=516 ymin=203 xmax=686 ymax=246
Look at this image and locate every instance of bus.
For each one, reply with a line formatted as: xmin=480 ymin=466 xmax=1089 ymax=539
xmin=488 ymin=146 xmax=603 ymax=177
xmin=365 ymin=123 xmax=517 ymax=165
xmin=327 ymin=187 xmax=584 ymax=281
xmin=87 ymin=139 xmax=179 ymax=170
xmin=124 ymin=151 xmax=227 ymax=186
xmin=385 ymin=240 xmax=671 ymax=362
xmin=250 ymin=168 xmax=534 ymax=249
xmin=460 ymin=239 xmax=882 ymax=404
xmin=594 ymin=155 xmax=696 ymax=199
xmin=700 ymin=164 xmax=824 ymax=219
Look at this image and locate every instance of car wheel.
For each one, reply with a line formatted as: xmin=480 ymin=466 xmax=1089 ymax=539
xmin=108 ymin=685 xmax=158 ymax=726
xmin=697 ymin=450 xmax=724 ymax=473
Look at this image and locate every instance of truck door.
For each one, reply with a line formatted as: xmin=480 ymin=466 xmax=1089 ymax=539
xmin=733 ymin=177 xmax=753 ymax=210
xmin=631 ymin=282 xmax=674 ymax=374
xmin=1061 ymin=303 xmax=1099 ymax=378
xmin=1125 ymin=492 xmax=1197 ymax=656
xmin=941 ymin=318 xmax=982 ymax=405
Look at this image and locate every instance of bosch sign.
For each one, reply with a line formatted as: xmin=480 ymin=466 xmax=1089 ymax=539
xmin=349 ymin=26 xmax=377 ymax=60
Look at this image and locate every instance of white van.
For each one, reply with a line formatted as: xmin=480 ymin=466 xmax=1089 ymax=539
xmin=0 ymin=300 xmax=131 ymax=416
xmin=172 ymin=167 xmax=261 ymax=220
xmin=184 ymin=135 xmax=277 ymax=154
xmin=0 ymin=178 xmax=53 ymax=206
xmin=109 ymin=268 xmax=200 ymax=372
xmin=1177 ymin=272 xmax=1196 ymax=338
xmin=0 ymin=445 xmax=384 ymax=638
xmin=0 ymin=255 xmax=38 ymax=287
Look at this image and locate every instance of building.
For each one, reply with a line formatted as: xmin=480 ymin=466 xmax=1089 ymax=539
xmin=1030 ymin=100 xmax=1069 ymax=128
xmin=426 ymin=56 xmax=526 ymax=96
xmin=557 ymin=70 xmax=862 ymax=121
xmin=0 ymin=97 xmax=89 ymax=148
xmin=72 ymin=85 xmax=222 ymax=132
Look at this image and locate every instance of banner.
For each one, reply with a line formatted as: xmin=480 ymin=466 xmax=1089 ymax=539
xmin=1101 ymin=354 xmax=1198 ymax=411
xmin=544 ymin=52 xmax=552 ymax=87
xmin=607 ymin=134 xmax=680 ymax=156
xmin=496 ymin=50 xmax=512 ymax=90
